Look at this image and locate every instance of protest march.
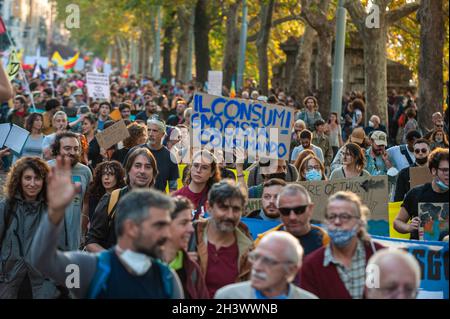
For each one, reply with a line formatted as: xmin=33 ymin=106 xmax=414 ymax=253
xmin=0 ymin=0 xmax=448 ymax=306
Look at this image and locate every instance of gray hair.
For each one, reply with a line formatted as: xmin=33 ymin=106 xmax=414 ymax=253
xmin=276 ymin=184 xmax=311 ymax=208
xmin=367 ymin=248 xmax=421 ymax=288
xmin=115 ymin=189 xmax=175 ymax=236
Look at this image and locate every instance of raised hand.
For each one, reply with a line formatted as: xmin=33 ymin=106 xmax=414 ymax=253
xmin=47 ymin=156 xmax=80 ymax=225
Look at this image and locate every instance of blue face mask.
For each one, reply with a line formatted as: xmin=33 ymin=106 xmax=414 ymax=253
xmin=436 ymin=178 xmax=449 ymax=192
xmin=305 ymin=169 xmax=322 ymax=181
xmin=327 ymin=226 xmax=358 ymax=247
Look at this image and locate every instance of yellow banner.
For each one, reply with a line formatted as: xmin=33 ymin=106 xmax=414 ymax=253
xmin=388 ymin=201 xmax=410 ymax=239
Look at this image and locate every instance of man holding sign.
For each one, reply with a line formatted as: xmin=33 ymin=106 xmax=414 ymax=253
xmin=394 ymin=148 xmax=449 ymax=240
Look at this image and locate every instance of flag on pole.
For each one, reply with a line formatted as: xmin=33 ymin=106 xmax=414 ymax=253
xmin=0 ymin=17 xmax=7 ymax=35
xmin=230 ymin=79 xmax=236 ymax=98
xmin=6 ymin=49 xmax=20 ymax=81
xmin=51 ymin=51 xmax=65 ymax=67
xmin=121 ymin=63 xmax=131 ymax=78
xmin=64 ymin=52 xmax=79 ymax=70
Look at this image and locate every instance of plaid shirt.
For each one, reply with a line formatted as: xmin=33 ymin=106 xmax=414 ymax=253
xmin=323 ymin=240 xmax=366 ymax=299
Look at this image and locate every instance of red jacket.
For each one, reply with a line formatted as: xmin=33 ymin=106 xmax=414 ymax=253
xmin=299 ymin=240 xmax=384 ymax=299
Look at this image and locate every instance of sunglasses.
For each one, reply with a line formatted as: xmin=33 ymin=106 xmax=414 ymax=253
xmin=279 ymin=205 xmax=309 ymax=216
xmin=414 ymin=148 xmax=428 ymax=154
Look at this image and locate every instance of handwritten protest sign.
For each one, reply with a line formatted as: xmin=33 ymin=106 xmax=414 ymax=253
xmin=410 ymin=165 xmax=433 ymax=188
xmin=298 ymin=176 xmax=389 ymax=220
xmin=191 ymin=93 xmax=294 ymax=160
xmin=207 ymin=71 xmax=223 ymax=96
xmin=419 ymin=202 xmax=449 ymax=241
xmin=95 ymin=120 xmax=129 ymax=150
xmin=242 ymin=176 xmax=389 ymax=220
xmin=372 ymin=235 xmax=449 ymax=299
xmin=86 ymin=72 xmax=110 ymax=100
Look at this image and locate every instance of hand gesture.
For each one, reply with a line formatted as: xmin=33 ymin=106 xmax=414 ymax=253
xmin=47 ymin=156 xmax=80 ymax=225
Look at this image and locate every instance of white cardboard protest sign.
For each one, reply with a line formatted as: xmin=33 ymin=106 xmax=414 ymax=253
xmin=3 ymin=124 xmax=30 ymax=155
xmin=95 ymin=120 xmax=130 ymax=150
xmin=86 ymin=72 xmax=110 ymax=100
xmin=207 ymin=71 xmax=223 ymax=96
xmin=191 ymin=93 xmax=295 ymax=161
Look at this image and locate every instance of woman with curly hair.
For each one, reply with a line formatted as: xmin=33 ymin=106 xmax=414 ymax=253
xmin=0 ymin=157 xmax=63 ymax=298
xmin=172 ymin=150 xmax=221 ymax=217
xmin=86 ymin=161 xmax=126 ymax=223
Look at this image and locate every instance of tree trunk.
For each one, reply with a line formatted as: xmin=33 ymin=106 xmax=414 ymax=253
xmin=288 ymin=24 xmax=316 ymax=101
xmin=316 ymin=31 xmax=333 ymax=119
xmin=418 ymin=0 xmax=444 ymax=131
xmin=114 ymin=37 xmax=122 ymax=72
xmin=162 ymin=12 xmax=175 ymax=81
xmin=362 ymin=26 xmax=388 ymax=126
xmin=176 ymin=5 xmax=193 ymax=82
xmin=138 ymin=32 xmax=145 ymax=76
xmin=256 ymin=0 xmax=275 ymax=96
xmin=222 ymin=1 xmax=241 ymax=89
xmin=194 ymin=0 xmax=211 ymax=85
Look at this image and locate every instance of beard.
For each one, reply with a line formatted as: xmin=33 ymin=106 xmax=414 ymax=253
xmin=211 ymin=217 xmax=238 ymax=233
xmin=134 ymin=236 xmax=168 ymax=259
xmin=415 ymin=157 xmax=428 ymax=165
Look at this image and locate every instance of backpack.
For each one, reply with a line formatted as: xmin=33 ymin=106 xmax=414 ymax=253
xmin=399 ymin=144 xmax=414 ymax=166
xmin=86 ymin=249 xmax=175 ymax=299
xmin=106 ymin=187 xmax=128 ymax=230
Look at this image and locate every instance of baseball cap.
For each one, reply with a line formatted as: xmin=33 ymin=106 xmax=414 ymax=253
xmin=371 ymin=130 xmax=388 ymax=146
xmin=349 ymin=127 xmax=366 ymax=145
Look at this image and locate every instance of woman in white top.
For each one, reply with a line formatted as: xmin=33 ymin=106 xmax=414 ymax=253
xmin=13 ymin=113 xmax=44 ymax=163
xmin=329 ymin=142 xmax=370 ymax=179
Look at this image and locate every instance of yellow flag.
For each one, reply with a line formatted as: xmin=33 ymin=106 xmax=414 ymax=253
xmin=51 ymin=51 xmax=65 ymax=67
xmin=6 ymin=49 xmax=20 ymax=81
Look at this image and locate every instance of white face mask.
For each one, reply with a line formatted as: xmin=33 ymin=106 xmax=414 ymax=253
xmin=118 ymin=249 xmax=152 ymax=275
xmin=368 ymin=121 xmax=375 ymax=128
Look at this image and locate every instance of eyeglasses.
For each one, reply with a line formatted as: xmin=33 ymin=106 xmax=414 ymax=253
xmin=248 ymin=251 xmax=292 ymax=267
xmin=307 ymin=165 xmax=321 ymax=171
xmin=436 ymin=124 xmax=444 ymax=128
xmin=414 ymin=148 xmax=428 ymax=154
xmin=325 ymin=213 xmax=358 ymax=223
xmin=279 ymin=205 xmax=309 ymax=216
xmin=438 ymin=167 xmax=449 ymax=173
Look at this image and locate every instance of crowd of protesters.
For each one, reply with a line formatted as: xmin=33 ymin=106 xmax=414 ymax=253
xmin=0 ymin=61 xmax=448 ymax=299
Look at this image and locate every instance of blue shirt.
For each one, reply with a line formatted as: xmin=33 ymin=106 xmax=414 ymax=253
xmin=255 ymin=287 xmax=289 ymax=299
xmin=365 ymin=147 xmax=387 ymax=175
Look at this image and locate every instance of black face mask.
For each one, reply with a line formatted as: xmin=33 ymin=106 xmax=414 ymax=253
xmin=264 ymin=172 xmax=287 ymax=180
xmin=416 ymin=157 xmax=428 ymax=165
